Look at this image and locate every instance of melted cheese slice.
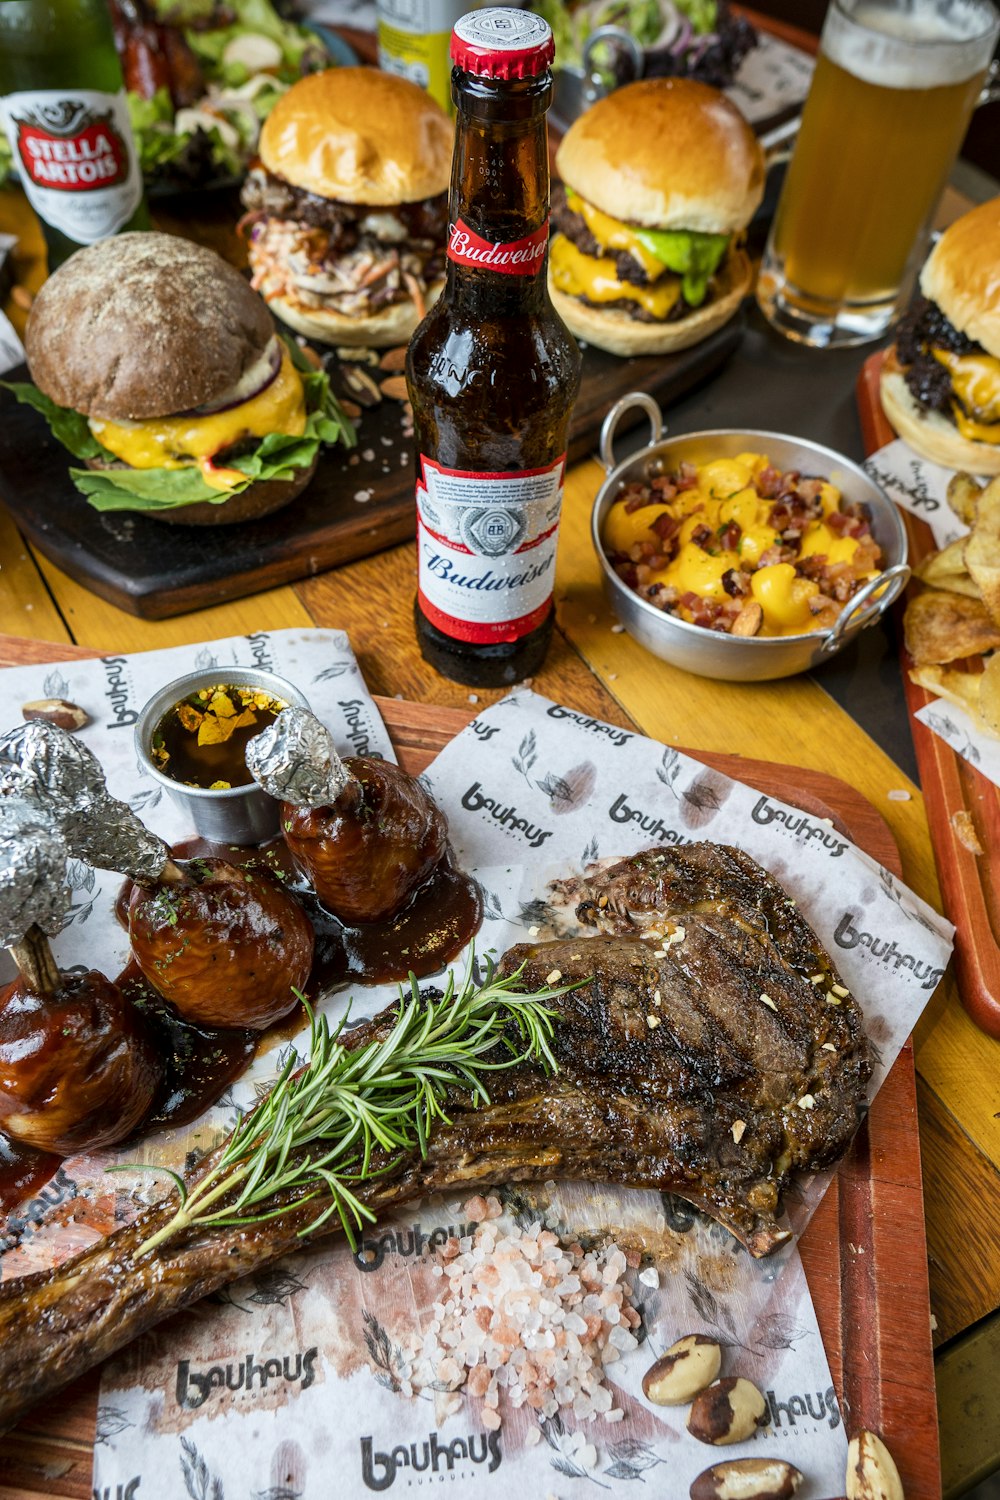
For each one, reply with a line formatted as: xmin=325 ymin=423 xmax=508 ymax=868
xmin=567 ymin=191 xmax=667 ymax=281
xmin=89 ymin=346 xmax=307 ymax=474
xmin=651 ymin=542 xmax=740 ymax=603
xmin=932 ymin=349 xmax=1000 ymax=442
xmin=550 ymin=236 xmax=682 ymax=321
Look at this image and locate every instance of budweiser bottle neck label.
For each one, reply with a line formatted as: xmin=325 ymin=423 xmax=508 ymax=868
xmin=416 ymin=454 xmax=564 ymax=644
xmin=0 ymin=90 xmax=142 ymax=244
xmin=447 ymin=218 xmax=548 ymax=277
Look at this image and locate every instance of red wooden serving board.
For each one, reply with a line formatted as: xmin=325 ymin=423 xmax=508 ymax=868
xmin=857 ymin=351 xmax=1000 ymax=1038
xmin=0 ymin=633 xmax=938 ymax=1500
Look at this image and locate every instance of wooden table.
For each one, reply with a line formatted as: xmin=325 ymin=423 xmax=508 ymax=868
xmin=2 ymin=157 xmax=999 ymax=1500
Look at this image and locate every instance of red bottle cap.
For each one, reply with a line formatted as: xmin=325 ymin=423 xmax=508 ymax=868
xmin=451 ymin=8 xmax=555 ymax=78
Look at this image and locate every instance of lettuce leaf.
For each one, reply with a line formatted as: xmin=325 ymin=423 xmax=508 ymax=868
xmin=633 ymin=227 xmax=729 ymax=306
xmin=182 ymin=0 xmax=316 ymax=83
xmin=4 ymin=336 xmax=356 ymax=516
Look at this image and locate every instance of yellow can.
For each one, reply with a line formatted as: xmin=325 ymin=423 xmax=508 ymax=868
xmin=376 ymin=0 xmax=478 ymax=113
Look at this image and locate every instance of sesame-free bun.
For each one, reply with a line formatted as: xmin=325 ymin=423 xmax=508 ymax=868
xmin=555 ymin=78 xmax=764 ymax=235
xmin=880 ymin=354 xmax=1000 ymax=476
xmin=261 ymin=279 xmax=444 ymax=348
xmin=259 ymin=68 xmax=453 ymax=206
xmin=549 ymin=246 xmax=752 ymax=357
xmin=919 ymin=195 xmax=1000 ymax=359
xmin=25 ymin=232 xmax=274 ymax=422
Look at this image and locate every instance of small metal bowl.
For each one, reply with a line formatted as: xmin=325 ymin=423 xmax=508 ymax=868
xmin=135 ymin=666 xmax=311 ymax=845
xmin=591 ymin=393 xmax=910 ymax=683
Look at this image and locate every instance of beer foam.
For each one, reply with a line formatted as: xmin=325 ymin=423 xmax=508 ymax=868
xmin=824 ymin=0 xmax=998 ymax=88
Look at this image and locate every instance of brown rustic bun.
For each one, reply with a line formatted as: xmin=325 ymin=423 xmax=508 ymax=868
xmin=259 ymin=68 xmax=453 ymax=206
xmin=549 ymin=247 xmax=752 ymax=357
xmin=83 ymin=454 xmax=318 ymax=526
xmin=26 ymin=232 xmax=274 ymax=421
xmin=555 ymin=78 xmax=764 ymax=235
xmin=919 ymin=196 xmax=1000 ymax=357
xmin=880 ymin=352 xmax=1000 ymax=476
xmin=260 ymin=278 xmax=444 ymax=349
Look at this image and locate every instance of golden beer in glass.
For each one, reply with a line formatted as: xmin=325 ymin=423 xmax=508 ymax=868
xmin=757 ymin=0 xmax=1000 ymax=347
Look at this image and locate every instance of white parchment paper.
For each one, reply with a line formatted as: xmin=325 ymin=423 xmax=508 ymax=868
xmin=72 ymin=689 xmax=951 ymax=1500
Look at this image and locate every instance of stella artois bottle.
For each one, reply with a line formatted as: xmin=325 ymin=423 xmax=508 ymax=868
xmin=0 ymin=0 xmax=149 ymax=270
xmin=405 ymin=8 xmax=581 ymax=687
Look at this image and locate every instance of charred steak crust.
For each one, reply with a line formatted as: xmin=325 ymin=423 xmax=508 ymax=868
xmin=240 ymin=164 xmax=449 ymax=248
xmin=895 ymin=294 xmax=982 ymax=418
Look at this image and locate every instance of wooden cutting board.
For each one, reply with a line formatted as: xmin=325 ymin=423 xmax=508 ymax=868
xmin=0 ymin=633 xmax=938 ymax=1500
xmin=0 ymin=316 xmax=742 ymax=622
xmin=856 ymin=351 xmax=1000 ymax=1039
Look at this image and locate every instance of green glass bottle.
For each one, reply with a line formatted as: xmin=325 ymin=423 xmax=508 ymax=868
xmin=0 ymin=0 xmax=150 ymax=269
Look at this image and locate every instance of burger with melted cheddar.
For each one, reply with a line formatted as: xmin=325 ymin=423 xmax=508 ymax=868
xmin=549 ymin=77 xmax=764 ymax=357
xmin=9 ymin=232 xmax=353 ymax=524
xmin=881 ymin=197 xmax=1000 ymax=476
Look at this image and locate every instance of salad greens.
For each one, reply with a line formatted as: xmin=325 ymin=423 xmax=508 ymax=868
xmin=4 ymin=338 xmax=356 ymax=516
xmin=536 ymin=0 xmax=719 ymax=72
xmin=177 ymin=0 xmax=318 ymax=85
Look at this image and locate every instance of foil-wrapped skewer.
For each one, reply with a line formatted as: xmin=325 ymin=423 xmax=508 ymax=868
xmin=0 ymin=796 xmax=68 ymax=993
xmin=246 ymin=707 xmax=357 ymax=808
xmin=0 ymin=722 xmax=182 ymax=884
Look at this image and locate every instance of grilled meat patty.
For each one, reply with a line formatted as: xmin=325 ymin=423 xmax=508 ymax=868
xmin=0 ymin=842 xmax=869 ymax=1432
xmin=895 ymin=294 xmax=982 ymax=417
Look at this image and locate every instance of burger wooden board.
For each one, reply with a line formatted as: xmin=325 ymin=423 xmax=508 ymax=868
xmin=857 ymin=350 xmax=1000 ymax=1039
xmin=0 ymin=631 xmax=939 ymax=1500
xmin=0 ymin=314 xmax=743 ymax=621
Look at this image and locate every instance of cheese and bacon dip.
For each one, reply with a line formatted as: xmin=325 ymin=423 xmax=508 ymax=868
xmin=602 ymin=452 xmax=884 ymax=637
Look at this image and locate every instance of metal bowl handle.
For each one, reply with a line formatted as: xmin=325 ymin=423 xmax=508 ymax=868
xmin=582 ymin=25 xmax=645 ymax=88
xmin=819 ymin=563 xmax=911 ymax=655
xmin=599 ymin=393 xmax=665 ymax=474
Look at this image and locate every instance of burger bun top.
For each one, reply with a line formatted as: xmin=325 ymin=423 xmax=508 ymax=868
xmin=26 ymin=231 xmax=275 ymax=422
xmin=555 ymin=77 xmax=764 ymax=235
xmin=259 ymin=67 xmax=453 ymax=206
xmin=919 ymin=194 xmax=1000 ymax=358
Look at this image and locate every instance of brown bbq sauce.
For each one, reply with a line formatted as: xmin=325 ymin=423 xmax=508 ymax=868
xmin=2 ymin=833 xmax=481 ymax=1219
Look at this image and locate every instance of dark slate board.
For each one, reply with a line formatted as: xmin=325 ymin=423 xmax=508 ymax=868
xmin=0 ymin=311 xmax=744 ymax=620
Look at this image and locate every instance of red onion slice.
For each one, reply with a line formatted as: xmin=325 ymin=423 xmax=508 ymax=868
xmin=191 ymin=337 xmax=283 ymax=416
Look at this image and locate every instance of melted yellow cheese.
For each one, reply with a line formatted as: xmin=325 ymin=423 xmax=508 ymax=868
xmin=89 ymin=347 xmax=307 ymax=474
xmin=651 ymin=542 xmax=740 ymax=602
xmin=751 ymin=563 xmax=819 ymax=632
xmin=738 ymin=523 xmax=779 ymax=567
xmin=933 ymin=349 xmax=1000 ymax=430
xmin=567 ymin=190 xmax=667 ymax=282
xmin=603 ymin=501 xmax=673 ymax=554
xmin=798 ymin=522 xmax=860 ymax=566
xmin=550 ymin=236 xmax=682 ymax=321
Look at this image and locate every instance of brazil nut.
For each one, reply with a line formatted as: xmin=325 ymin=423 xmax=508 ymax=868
xmin=642 ymin=1334 xmax=722 ymax=1406
xmin=846 ymin=1431 xmax=904 ymax=1500
xmin=690 ymin=1458 xmax=803 ymax=1500
xmin=687 ymin=1377 xmax=769 ymax=1446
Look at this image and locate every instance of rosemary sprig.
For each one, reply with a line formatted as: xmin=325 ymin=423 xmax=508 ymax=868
xmin=127 ymin=952 xmax=575 ymax=1260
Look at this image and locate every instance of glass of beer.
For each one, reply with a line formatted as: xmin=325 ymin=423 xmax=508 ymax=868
xmin=757 ymin=0 xmax=1000 ymax=348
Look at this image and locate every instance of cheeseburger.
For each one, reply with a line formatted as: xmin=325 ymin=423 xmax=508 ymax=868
xmin=881 ymin=197 xmax=1000 ymax=476
xmin=549 ymin=78 xmax=764 ymax=357
xmin=11 ymin=232 xmax=353 ymax=524
xmin=240 ymin=68 xmax=454 ymax=347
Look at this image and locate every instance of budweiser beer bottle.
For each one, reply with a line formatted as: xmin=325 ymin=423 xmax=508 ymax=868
xmin=0 ymin=0 xmax=149 ymax=271
xmin=406 ymin=7 xmax=581 ymax=687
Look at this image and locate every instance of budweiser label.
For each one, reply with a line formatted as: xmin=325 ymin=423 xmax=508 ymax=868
xmin=416 ymin=454 xmax=564 ymax=643
xmin=0 ymin=90 xmax=142 ymax=243
xmin=447 ymin=217 xmax=548 ymax=276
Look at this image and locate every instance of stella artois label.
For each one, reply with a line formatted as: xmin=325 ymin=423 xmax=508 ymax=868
xmin=446 ymin=218 xmax=548 ymax=277
xmin=416 ymin=454 xmax=564 ymax=643
xmin=0 ymin=90 xmax=142 ymax=243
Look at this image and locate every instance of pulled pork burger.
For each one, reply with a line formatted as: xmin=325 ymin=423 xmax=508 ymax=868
xmin=9 ymin=232 xmax=353 ymax=524
xmin=549 ymin=77 xmax=764 ymax=356
xmin=881 ymin=197 xmax=1000 ymax=477
xmin=240 ymin=68 xmax=453 ymax=347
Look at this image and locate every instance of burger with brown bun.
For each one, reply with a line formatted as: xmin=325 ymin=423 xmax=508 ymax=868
xmin=240 ymin=68 xmax=454 ymax=347
xmin=881 ymin=197 xmax=1000 ymax=477
xmin=7 ymin=233 xmax=353 ymax=525
xmin=549 ymin=77 xmax=764 ymax=357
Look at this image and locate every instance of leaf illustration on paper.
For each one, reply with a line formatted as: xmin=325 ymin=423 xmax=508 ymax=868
xmin=65 ymin=859 xmax=96 ymax=893
xmin=42 ymin=669 xmax=70 ymax=700
xmin=95 ymin=1405 xmax=132 ymax=1446
xmin=582 ymin=834 xmax=600 ymax=865
xmin=517 ymin=896 xmax=556 ymax=931
xmin=656 ymin=748 xmax=682 ymax=798
xmin=480 ymin=888 xmax=504 ymax=921
xmin=193 ymin=647 xmax=218 ymax=671
xmin=538 ymin=771 xmax=574 ymax=804
xmin=499 ymin=1183 xmax=544 ymax=1231
xmin=604 ymin=1437 xmax=664 ymax=1481
xmin=876 ymin=868 xmax=940 ymax=934
xmin=275 ymin=1042 xmax=305 ymax=1075
xmin=363 ymin=1309 xmax=403 ymax=1392
xmin=680 ymin=771 xmax=730 ymax=830
xmin=180 ymin=1437 xmax=224 ymax=1500
xmin=130 ymin=785 xmax=163 ymax=813
xmin=961 ymin=734 xmax=981 ymax=765
xmin=750 ymin=1310 xmax=810 ymax=1353
xmin=539 ymin=1414 xmax=611 ymax=1489
xmin=512 ymin=730 xmax=537 ymax=782
xmin=312 ymin=662 xmax=352 ymax=682
xmin=226 ymin=1267 xmax=310 ymax=1312
xmin=683 ymin=1270 xmax=719 ymax=1326
xmin=925 ymin=712 xmax=959 ymax=740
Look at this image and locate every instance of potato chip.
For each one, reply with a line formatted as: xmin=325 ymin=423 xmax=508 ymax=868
xmin=903 ymin=589 xmax=1000 ymax=664
xmin=915 ymin=540 xmax=980 ymax=598
xmin=965 ymin=478 xmax=1000 ymax=625
xmin=910 ymin=662 xmax=1000 ymax=740
xmin=946 ymin=472 xmax=982 ymax=528
xmin=977 ymin=652 xmax=1000 ymax=735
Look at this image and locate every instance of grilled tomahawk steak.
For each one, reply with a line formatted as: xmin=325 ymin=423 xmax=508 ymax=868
xmin=0 ymin=843 xmax=869 ymax=1433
